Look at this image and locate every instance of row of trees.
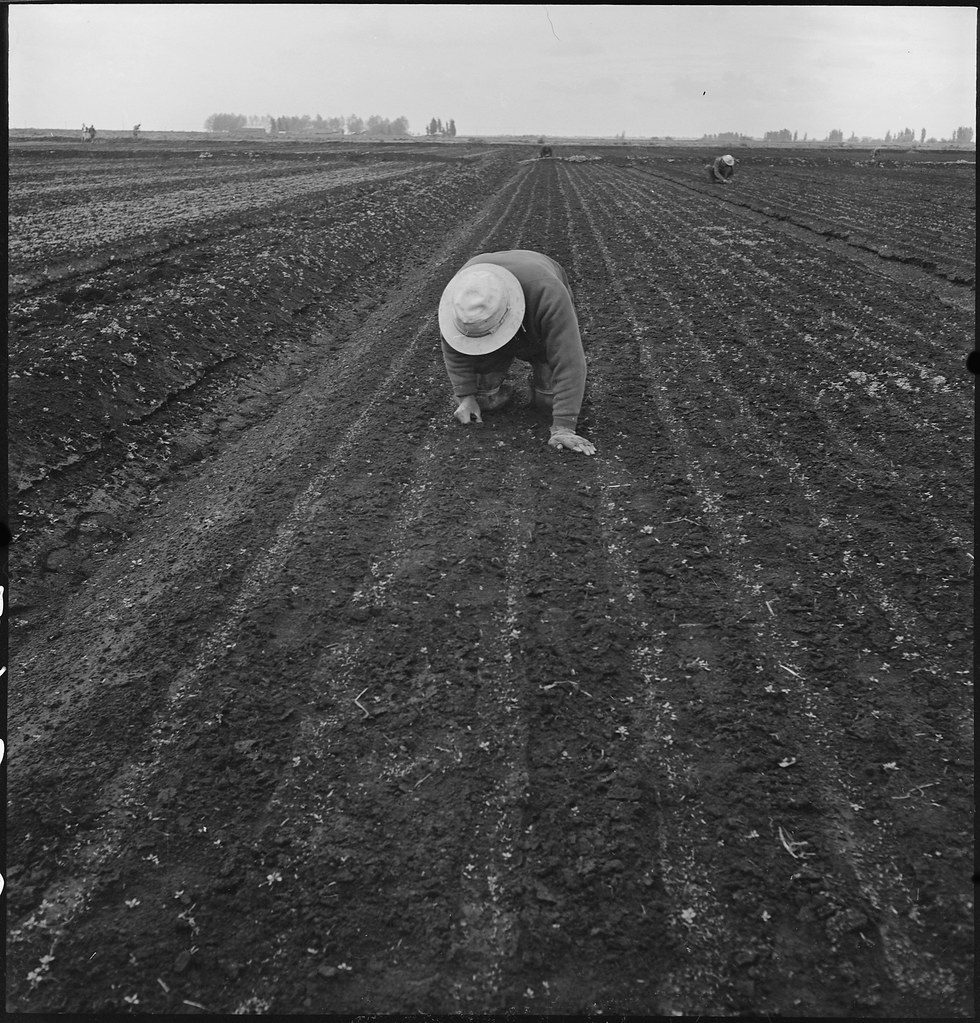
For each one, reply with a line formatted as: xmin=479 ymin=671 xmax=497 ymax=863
xmin=425 ymin=118 xmax=457 ymax=136
xmin=764 ymin=129 xmax=802 ymax=142
xmin=204 ymin=112 xmax=410 ymax=135
xmin=205 ymin=111 xmax=970 ymax=143
xmin=700 ymin=131 xmax=752 ymax=142
xmin=205 ymin=113 xmax=248 ymax=131
xmin=880 ymin=126 xmax=974 ymax=144
xmin=762 ymin=126 xmax=974 ymax=144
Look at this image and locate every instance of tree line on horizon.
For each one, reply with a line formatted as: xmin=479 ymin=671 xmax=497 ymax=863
xmin=202 ymin=112 xmax=971 ymax=144
xmin=425 ymin=118 xmax=456 ymax=137
xmin=706 ymin=126 xmax=974 ymax=145
xmin=204 ymin=112 xmax=411 ymax=135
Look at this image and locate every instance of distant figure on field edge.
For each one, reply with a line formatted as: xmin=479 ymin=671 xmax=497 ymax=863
xmin=133 ymin=123 xmax=141 ymax=139
xmin=439 ymin=250 xmax=595 ymax=455
xmin=707 ymin=153 xmax=735 ymax=183
xmin=86 ymin=124 xmax=97 ymax=142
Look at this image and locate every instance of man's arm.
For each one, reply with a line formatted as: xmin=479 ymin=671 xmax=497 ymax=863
xmin=441 ymin=340 xmax=479 ymax=400
xmin=533 ymin=281 xmax=587 ymax=432
xmin=531 ymin=280 xmax=595 ymax=454
xmin=441 ymin=341 xmax=485 ymax=423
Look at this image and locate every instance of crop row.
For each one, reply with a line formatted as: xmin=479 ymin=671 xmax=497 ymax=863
xmin=553 ymin=161 xmax=971 ymax=1004
xmin=8 ymin=156 xmax=377 ymax=207
xmin=611 ymin=165 xmax=968 ymax=405
xmin=3 ymin=160 xmax=569 ymax=1013
xmin=630 ymin=160 xmax=975 ymax=284
xmin=8 ymin=161 xmax=451 ymax=282
xmin=6 ymin=153 xmax=972 ymax=1015
xmin=7 ymin=153 xmax=516 ymax=494
xmin=564 ymin=157 xmax=972 ymax=771
xmin=738 ymin=168 xmax=975 ymax=281
xmin=589 ymin=162 xmax=971 ymax=542
xmin=204 ymin=163 xmax=726 ymax=1008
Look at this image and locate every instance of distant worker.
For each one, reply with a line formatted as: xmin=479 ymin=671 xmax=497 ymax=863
xmin=439 ymin=250 xmax=595 ymax=455
xmin=707 ymin=153 xmax=735 ymax=184
xmin=87 ymin=124 xmax=97 ymax=142
xmin=133 ymin=123 xmax=141 ymax=139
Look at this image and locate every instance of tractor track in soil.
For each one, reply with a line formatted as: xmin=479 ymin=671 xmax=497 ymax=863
xmin=5 ymin=148 xmax=974 ymax=1017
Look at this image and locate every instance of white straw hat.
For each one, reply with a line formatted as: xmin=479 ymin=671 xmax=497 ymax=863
xmin=722 ymin=154 xmax=735 ymax=166
xmin=439 ymin=263 xmax=525 ymax=355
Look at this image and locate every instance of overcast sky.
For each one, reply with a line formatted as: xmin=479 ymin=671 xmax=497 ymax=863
xmin=7 ymin=4 xmax=977 ymax=139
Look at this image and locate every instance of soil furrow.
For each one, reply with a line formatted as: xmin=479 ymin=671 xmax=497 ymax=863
xmin=589 ymin=166 xmax=972 ymax=565
xmin=569 ymin=164 xmax=971 ymax=740
xmin=627 ymin=162 xmax=975 ymax=291
xmin=7 ymin=141 xmax=974 ymax=1017
xmin=552 ymin=163 xmax=753 ymax=1012
xmin=8 ymin=158 xmax=541 ymax=998
xmin=7 ymin=152 xmax=563 ymax=1015
xmin=607 ymin=231 xmax=970 ymax=540
xmin=559 ymin=161 xmax=972 ymax=1014
xmin=608 ymin=166 xmax=971 ymax=435
xmin=8 ymin=162 xmax=446 ymax=281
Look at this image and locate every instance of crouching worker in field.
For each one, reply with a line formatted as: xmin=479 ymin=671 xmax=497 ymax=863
xmin=707 ymin=153 xmax=736 ymax=183
xmin=439 ymin=250 xmax=596 ymax=455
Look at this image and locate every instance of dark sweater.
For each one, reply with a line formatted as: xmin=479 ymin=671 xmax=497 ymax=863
xmin=710 ymin=156 xmax=734 ymax=181
xmin=441 ymin=250 xmax=586 ymax=431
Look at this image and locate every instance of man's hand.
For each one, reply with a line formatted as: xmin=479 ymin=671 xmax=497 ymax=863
xmin=454 ymin=396 xmax=483 ymax=425
xmin=548 ymin=427 xmax=596 ymax=456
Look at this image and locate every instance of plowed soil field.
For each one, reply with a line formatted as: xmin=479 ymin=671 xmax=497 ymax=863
xmin=6 ymin=140 xmax=975 ymax=1017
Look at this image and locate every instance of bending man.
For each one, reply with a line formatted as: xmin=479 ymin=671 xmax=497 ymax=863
xmin=439 ymin=249 xmax=595 ymax=455
xmin=707 ymin=153 xmax=735 ymax=183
